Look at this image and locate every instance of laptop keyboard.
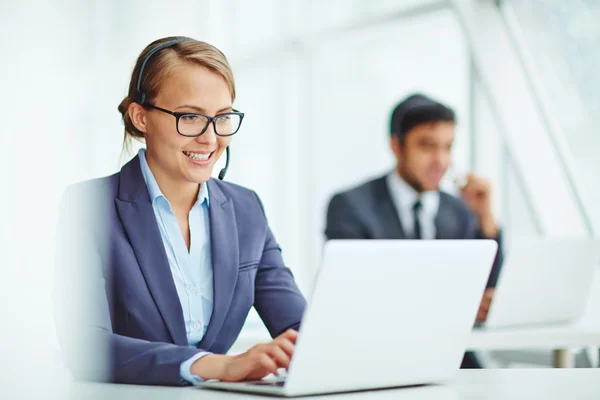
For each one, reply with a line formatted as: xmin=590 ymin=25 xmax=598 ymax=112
xmin=244 ymin=380 xmax=286 ymax=387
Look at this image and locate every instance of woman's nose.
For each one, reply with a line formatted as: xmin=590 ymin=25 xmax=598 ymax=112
xmin=196 ymin=122 xmax=217 ymax=145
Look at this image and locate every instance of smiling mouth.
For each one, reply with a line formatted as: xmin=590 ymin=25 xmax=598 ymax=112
xmin=183 ymin=151 xmax=213 ymax=162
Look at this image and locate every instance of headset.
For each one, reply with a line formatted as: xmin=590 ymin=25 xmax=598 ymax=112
xmin=133 ymin=37 xmax=231 ymax=180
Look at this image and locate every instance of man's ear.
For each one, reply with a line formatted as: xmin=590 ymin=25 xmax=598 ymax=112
xmin=128 ymin=102 xmax=147 ymax=134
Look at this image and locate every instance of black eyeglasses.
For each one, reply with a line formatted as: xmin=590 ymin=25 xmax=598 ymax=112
xmin=145 ymin=104 xmax=245 ymax=137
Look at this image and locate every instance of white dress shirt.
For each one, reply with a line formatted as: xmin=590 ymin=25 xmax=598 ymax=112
xmin=386 ymin=170 xmax=440 ymax=239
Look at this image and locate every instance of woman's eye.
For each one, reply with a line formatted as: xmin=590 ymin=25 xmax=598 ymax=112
xmin=181 ymin=114 xmax=198 ymax=122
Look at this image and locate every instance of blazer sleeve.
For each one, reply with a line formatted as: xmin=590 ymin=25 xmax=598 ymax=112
xmin=325 ymin=193 xmax=368 ymax=240
xmin=464 ymin=210 xmax=504 ymax=289
xmin=53 ymin=187 xmax=206 ymax=386
xmin=252 ymin=193 xmax=307 ymax=337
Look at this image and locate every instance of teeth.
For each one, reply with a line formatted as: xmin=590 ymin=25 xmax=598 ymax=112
xmin=184 ymin=151 xmax=210 ymax=161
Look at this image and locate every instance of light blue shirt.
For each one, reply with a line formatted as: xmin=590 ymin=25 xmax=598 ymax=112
xmin=138 ymin=149 xmax=213 ymax=383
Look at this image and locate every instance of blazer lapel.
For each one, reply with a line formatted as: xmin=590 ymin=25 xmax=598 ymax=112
xmin=114 ymin=156 xmax=188 ymax=345
xmin=198 ymin=179 xmax=239 ymax=350
xmin=373 ymin=176 xmax=406 ymax=239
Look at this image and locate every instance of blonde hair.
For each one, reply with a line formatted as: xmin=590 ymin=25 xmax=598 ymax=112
xmin=118 ymin=36 xmax=236 ymax=155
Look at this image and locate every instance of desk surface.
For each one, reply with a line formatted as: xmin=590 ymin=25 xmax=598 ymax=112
xmin=468 ymin=322 xmax=600 ymax=350
xmin=22 ymin=369 xmax=600 ymax=400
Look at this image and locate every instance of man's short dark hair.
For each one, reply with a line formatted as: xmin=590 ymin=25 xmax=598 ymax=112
xmin=389 ymin=93 xmax=456 ymax=142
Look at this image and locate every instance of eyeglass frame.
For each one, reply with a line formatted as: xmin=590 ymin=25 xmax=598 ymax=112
xmin=144 ymin=103 xmax=245 ymax=137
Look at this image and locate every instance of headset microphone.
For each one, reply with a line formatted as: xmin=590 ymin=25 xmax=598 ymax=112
xmin=218 ymin=146 xmax=230 ymax=180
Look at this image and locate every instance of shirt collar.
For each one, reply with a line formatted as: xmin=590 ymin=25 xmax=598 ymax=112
xmin=386 ymin=170 xmax=439 ymax=214
xmin=138 ymin=148 xmax=210 ymax=207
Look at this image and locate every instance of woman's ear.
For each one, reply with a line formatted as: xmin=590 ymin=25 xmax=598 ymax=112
xmin=128 ymin=102 xmax=147 ymax=134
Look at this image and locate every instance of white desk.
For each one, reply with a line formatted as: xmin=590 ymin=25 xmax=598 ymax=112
xmin=468 ymin=322 xmax=600 ymax=368
xmin=20 ymin=369 xmax=600 ymax=399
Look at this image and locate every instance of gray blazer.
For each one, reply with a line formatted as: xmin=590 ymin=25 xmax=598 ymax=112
xmin=325 ymin=175 xmax=503 ymax=288
xmin=54 ymin=155 xmax=306 ymax=386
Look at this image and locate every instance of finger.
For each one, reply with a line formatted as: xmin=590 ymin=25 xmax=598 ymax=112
xmin=462 ymin=174 xmax=479 ymax=191
xmin=257 ymin=353 xmax=279 ymax=377
xmin=461 ymin=184 xmax=481 ymax=198
xmin=266 ymin=344 xmax=291 ymax=369
xmin=275 ymin=338 xmax=295 ymax=359
xmin=278 ymin=329 xmax=299 ymax=343
xmin=459 ymin=181 xmax=468 ymax=192
xmin=470 ymin=179 xmax=490 ymax=193
xmin=463 ymin=175 xmax=488 ymax=190
xmin=245 ymin=368 xmax=271 ymax=382
xmin=463 ymin=185 xmax=486 ymax=197
xmin=460 ymin=188 xmax=475 ymax=201
xmin=460 ymin=178 xmax=473 ymax=191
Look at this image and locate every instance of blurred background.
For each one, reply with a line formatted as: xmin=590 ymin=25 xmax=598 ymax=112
xmin=0 ymin=0 xmax=599 ymax=387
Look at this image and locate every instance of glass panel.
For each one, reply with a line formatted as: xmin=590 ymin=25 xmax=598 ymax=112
xmin=504 ymin=0 xmax=600 ymax=232
xmin=504 ymin=154 xmax=542 ymax=249
xmin=473 ymin=75 xmax=505 ymax=221
xmin=473 ymin=73 xmax=541 ymax=249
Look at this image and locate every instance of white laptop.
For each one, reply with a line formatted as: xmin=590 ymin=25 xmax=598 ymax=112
xmin=198 ymin=239 xmax=497 ymax=397
xmin=482 ymin=238 xmax=600 ymax=329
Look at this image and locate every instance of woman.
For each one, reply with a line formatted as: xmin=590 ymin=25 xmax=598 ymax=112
xmin=55 ymin=36 xmax=306 ymax=386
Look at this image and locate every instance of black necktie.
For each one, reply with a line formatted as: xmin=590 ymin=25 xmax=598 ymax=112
xmin=412 ymin=200 xmax=422 ymax=239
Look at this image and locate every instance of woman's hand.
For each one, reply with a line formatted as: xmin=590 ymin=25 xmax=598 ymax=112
xmin=190 ymin=329 xmax=298 ymax=382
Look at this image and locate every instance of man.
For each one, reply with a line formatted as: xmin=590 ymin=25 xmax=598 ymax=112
xmin=325 ymin=93 xmax=503 ymax=369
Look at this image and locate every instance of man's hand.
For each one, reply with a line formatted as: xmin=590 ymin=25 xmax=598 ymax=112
xmin=477 ymin=288 xmax=495 ymax=322
xmin=191 ymin=329 xmax=298 ymax=382
xmin=460 ymin=173 xmax=498 ymax=238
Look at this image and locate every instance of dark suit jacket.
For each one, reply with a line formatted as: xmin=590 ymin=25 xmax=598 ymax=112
xmin=325 ymin=175 xmax=503 ymax=289
xmin=54 ymin=155 xmax=306 ymax=386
